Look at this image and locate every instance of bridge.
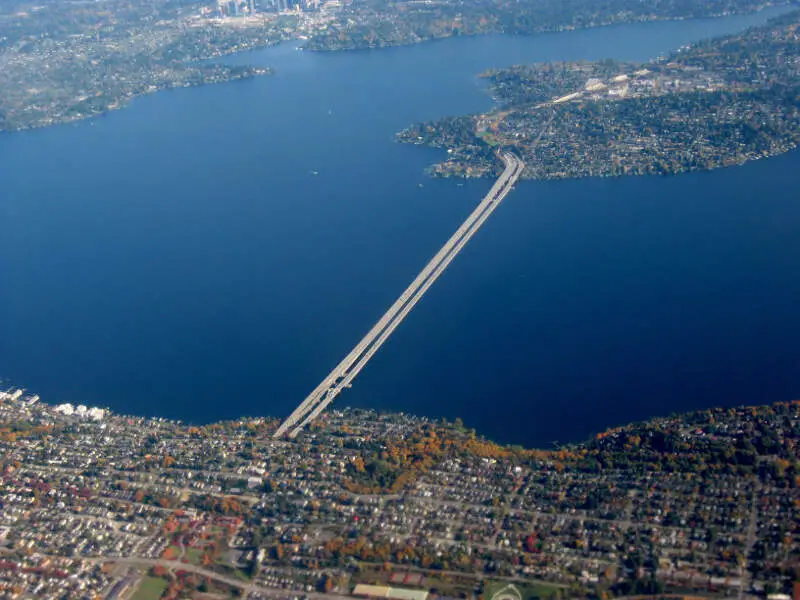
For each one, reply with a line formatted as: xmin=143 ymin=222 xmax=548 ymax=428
xmin=274 ymin=151 xmax=525 ymax=438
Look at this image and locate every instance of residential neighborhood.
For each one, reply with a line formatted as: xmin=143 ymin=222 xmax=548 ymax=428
xmin=1 ymin=387 xmax=798 ymax=599
xmin=398 ymin=11 xmax=800 ymax=181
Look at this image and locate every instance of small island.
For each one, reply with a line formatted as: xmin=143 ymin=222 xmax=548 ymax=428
xmin=397 ymin=10 xmax=800 ymax=180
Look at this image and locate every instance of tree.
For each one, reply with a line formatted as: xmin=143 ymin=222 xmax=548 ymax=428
xmin=318 ymin=575 xmax=335 ymax=593
xmin=151 ymin=565 xmax=168 ymax=577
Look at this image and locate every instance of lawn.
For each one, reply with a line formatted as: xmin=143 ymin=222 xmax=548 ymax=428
xmin=185 ymin=546 xmax=203 ymax=564
xmin=485 ymin=580 xmax=563 ymax=600
xmin=131 ymin=575 xmax=169 ymax=600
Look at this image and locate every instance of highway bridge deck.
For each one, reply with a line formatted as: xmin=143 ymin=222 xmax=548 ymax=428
xmin=274 ymin=151 xmax=525 ymax=438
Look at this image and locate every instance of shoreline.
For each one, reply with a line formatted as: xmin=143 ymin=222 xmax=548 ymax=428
xmin=0 ymin=66 xmax=273 ymax=136
xmin=0 ymin=3 xmax=790 ymax=135
xmin=304 ymin=2 xmax=789 ymax=52
xmin=2 ymin=380 xmax=798 ymax=451
xmin=398 ymin=9 xmax=800 ymax=182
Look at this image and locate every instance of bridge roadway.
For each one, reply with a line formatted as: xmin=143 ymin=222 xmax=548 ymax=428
xmin=274 ymin=151 xmax=525 ymax=438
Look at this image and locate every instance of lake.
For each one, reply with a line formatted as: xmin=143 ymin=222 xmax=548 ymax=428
xmin=1 ymin=7 xmax=798 ymax=447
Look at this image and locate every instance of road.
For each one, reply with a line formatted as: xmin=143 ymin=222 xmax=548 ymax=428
xmin=93 ymin=555 xmax=351 ymax=600
xmin=738 ymin=480 xmax=761 ymax=600
xmin=275 ymin=152 xmax=525 ymax=437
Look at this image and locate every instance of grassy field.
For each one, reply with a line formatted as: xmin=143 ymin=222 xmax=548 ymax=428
xmin=484 ymin=580 xmax=562 ymax=600
xmin=131 ymin=575 xmax=169 ymax=600
xmin=185 ymin=546 xmax=203 ymax=564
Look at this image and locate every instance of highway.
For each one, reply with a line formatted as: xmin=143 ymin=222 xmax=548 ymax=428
xmin=274 ymin=151 xmax=525 ymax=438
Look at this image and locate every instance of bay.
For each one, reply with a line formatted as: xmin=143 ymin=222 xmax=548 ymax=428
xmin=1 ymin=6 xmax=798 ymax=446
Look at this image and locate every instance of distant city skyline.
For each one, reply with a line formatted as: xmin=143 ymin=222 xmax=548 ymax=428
xmin=214 ymin=0 xmax=323 ymax=16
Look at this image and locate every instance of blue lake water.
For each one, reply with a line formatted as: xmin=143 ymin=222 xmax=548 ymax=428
xmin=1 ymin=7 xmax=799 ymax=446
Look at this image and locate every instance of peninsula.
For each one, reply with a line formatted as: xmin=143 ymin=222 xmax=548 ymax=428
xmin=397 ymin=11 xmax=800 ymax=180
xmin=0 ymin=0 xmax=790 ymax=132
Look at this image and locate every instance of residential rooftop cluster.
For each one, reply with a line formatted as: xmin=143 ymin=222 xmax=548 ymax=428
xmin=0 ymin=0 xmax=308 ymax=132
xmin=1 ymin=383 xmax=799 ymax=599
xmin=302 ymin=0 xmax=787 ymax=51
xmin=398 ymin=10 xmax=800 ymax=181
xmin=0 ymin=0 xmax=788 ymax=133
